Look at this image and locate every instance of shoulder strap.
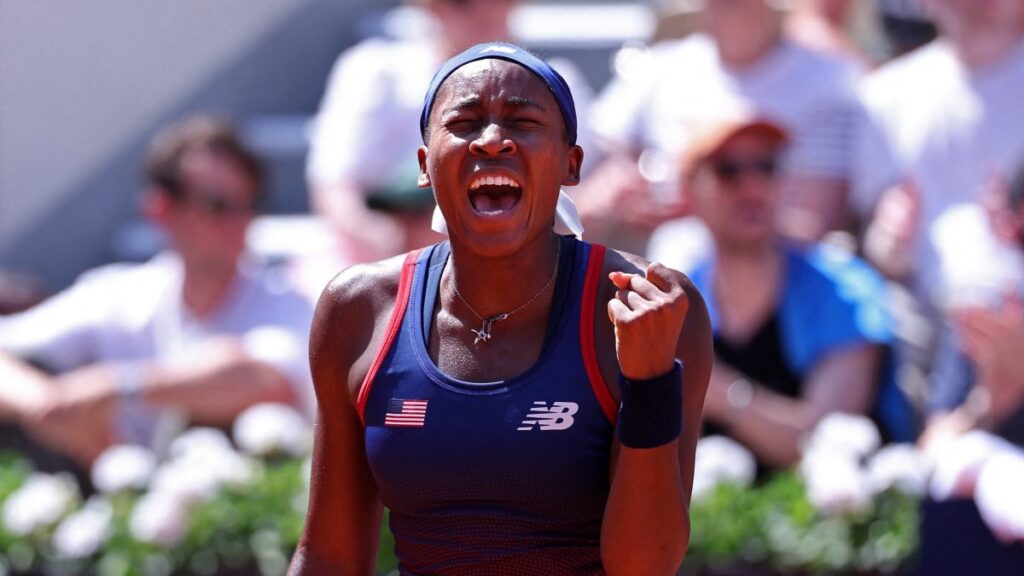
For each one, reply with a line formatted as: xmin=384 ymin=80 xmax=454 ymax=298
xmin=357 ymin=249 xmax=422 ymax=424
xmin=579 ymin=244 xmax=617 ymax=424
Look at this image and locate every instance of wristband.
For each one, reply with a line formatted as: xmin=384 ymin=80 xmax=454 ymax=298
xmin=617 ymin=360 xmax=683 ymax=449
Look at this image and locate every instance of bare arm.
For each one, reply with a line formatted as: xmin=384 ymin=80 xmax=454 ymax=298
xmin=0 ymin=352 xmax=51 ymax=420
xmin=38 ymin=337 xmax=297 ymax=426
xmin=289 ymin=262 xmax=399 ymax=575
xmin=705 ymin=343 xmax=881 ymax=468
xmin=600 ymin=260 xmax=713 ymax=576
xmin=7 ymin=340 xmax=296 ymax=465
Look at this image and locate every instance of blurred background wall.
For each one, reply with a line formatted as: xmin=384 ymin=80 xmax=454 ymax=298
xmin=0 ymin=0 xmax=391 ymax=289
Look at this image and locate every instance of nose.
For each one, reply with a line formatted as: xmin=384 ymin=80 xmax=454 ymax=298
xmin=468 ymin=122 xmax=516 ymax=156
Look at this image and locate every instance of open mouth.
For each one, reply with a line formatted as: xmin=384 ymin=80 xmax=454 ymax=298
xmin=468 ymin=174 xmax=522 ymax=216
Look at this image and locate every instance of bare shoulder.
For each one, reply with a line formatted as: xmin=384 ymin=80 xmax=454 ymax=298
xmin=309 ymin=253 xmax=411 ymax=403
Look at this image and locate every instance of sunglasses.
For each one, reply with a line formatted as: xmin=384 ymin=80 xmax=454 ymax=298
xmin=709 ymin=156 xmax=778 ymax=184
xmin=178 ymin=191 xmax=257 ymax=217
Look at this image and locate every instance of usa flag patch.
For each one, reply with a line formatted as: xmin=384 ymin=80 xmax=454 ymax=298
xmin=385 ymin=398 xmax=428 ymax=427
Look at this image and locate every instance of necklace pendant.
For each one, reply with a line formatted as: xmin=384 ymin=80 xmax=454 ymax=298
xmin=471 ymin=326 xmax=491 ymax=345
xmin=471 ymin=321 xmax=493 ymax=345
xmin=471 ymin=314 xmax=507 ymax=345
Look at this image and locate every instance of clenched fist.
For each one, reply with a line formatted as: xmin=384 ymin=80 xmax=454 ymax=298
xmin=607 ymin=262 xmax=690 ymax=380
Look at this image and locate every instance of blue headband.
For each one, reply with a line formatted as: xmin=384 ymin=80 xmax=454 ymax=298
xmin=419 ymin=42 xmax=577 ymax=146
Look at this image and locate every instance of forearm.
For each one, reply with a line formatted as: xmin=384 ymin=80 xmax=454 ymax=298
xmin=141 ymin=358 xmax=295 ymax=425
xmin=0 ymin=352 xmax=53 ymax=420
xmin=719 ymin=386 xmax=820 ymax=468
xmin=602 ymin=442 xmax=689 ymax=575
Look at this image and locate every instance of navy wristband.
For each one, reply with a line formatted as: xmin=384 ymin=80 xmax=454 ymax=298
xmin=617 ymin=360 xmax=684 ymax=449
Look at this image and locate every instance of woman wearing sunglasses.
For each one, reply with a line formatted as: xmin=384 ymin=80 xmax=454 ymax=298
xmin=674 ymin=112 xmax=911 ymax=476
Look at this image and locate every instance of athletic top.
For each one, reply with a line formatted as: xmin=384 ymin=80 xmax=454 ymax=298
xmin=359 ymin=236 xmax=617 ymax=575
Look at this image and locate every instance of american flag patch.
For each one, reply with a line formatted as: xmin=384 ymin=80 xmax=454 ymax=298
xmin=385 ymin=398 xmax=428 ymax=427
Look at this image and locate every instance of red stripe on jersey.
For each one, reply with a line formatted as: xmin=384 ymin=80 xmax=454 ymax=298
xmin=357 ymin=250 xmax=422 ymax=424
xmin=580 ymin=244 xmax=617 ymax=424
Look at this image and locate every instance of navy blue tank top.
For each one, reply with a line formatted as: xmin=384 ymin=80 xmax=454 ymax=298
xmin=359 ymin=237 xmax=617 ymax=575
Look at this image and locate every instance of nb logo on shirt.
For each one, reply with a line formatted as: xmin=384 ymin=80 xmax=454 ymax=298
xmin=517 ymin=401 xmax=579 ymax=431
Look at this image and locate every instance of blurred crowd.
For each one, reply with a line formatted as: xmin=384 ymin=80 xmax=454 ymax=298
xmin=2 ymin=0 xmax=1024 ymax=572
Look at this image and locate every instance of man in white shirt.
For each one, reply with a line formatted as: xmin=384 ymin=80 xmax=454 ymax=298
xmin=584 ymin=0 xmax=863 ymax=258
xmin=856 ymin=0 xmax=1024 ymax=304
xmin=0 ymin=116 xmax=315 ymax=465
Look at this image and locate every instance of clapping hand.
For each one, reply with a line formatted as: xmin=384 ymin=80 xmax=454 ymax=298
xmin=954 ymin=296 xmax=1024 ymax=423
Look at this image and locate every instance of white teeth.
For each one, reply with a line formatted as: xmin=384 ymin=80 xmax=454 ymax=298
xmin=469 ymin=174 xmax=521 ymax=190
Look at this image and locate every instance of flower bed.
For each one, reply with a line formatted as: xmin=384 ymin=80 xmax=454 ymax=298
xmin=0 ymin=410 xmax=921 ymax=576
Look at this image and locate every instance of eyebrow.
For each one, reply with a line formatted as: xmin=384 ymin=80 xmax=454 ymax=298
xmin=506 ymin=96 xmax=546 ymax=112
xmin=440 ymin=94 xmax=547 ymax=117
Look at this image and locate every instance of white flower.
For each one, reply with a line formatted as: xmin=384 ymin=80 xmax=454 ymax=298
xmin=168 ymin=427 xmax=234 ymax=461
xmin=691 ymin=435 xmax=757 ymax=501
xmin=801 ymin=412 xmax=881 ymax=461
xmin=233 ymin=403 xmax=312 ymax=457
xmin=927 ymin=430 xmax=1012 ymax=501
xmin=150 ymin=445 xmax=255 ymax=506
xmin=52 ymin=496 xmax=113 ymax=558
xmin=974 ymin=450 xmax=1024 ymax=543
xmin=1 ymin=473 xmax=78 ymax=536
xmin=164 ymin=426 xmax=254 ymax=496
xmin=866 ymin=443 xmax=930 ymax=496
xmin=129 ymin=492 xmax=188 ymax=547
xmin=91 ymin=444 xmax=157 ymax=494
xmin=800 ymin=450 xmax=871 ymax=515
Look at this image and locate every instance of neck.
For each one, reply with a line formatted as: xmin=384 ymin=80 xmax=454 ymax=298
xmin=715 ymin=242 xmax=782 ymax=280
xmin=445 ymin=234 xmax=561 ymax=321
xmin=713 ymin=244 xmax=783 ymax=339
xmin=181 ymin=260 xmax=238 ymax=318
xmin=435 ymin=29 xmax=513 ymax=59
xmin=711 ymin=17 xmax=783 ymax=68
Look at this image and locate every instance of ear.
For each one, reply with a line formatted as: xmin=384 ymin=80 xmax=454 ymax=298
xmin=417 ymin=146 xmax=432 ymax=188
xmin=141 ymin=187 xmax=174 ymax=227
xmin=560 ymin=145 xmax=584 ymax=187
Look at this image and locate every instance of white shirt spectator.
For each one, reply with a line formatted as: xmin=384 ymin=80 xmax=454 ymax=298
xmin=0 ymin=252 xmax=316 ymax=446
xmin=591 ymin=33 xmax=862 ymax=182
xmin=854 ymin=38 xmax=1024 ymax=304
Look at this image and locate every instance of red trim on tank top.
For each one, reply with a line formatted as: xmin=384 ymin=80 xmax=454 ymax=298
xmin=580 ymin=244 xmax=617 ymax=424
xmin=357 ymin=249 xmax=421 ymax=424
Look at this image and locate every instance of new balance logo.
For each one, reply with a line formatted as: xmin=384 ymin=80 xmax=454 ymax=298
xmin=517 ymin=401 xmax=579 ymax=431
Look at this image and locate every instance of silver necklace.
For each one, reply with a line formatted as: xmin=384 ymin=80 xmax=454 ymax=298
xmin=450 ymin=239 xmax=561 ymax=345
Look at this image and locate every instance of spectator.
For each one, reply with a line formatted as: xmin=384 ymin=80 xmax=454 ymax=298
xmin=666 ymin=113 xmax=908 ymax=472
xmin=585 ymin=0 xmax=863 ymax=260
xmin=302 ymin=0 xmax=594 ymax=289
xmin=917 ymin=162 xmax=1024 ymax=575
xmin=0 ymin=115 xmax=315 ymax=467
xmin=856 ymin=0 xmax=1024 ymax=295
xmin=853 ymin=0 xmax=1024 ymax=424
